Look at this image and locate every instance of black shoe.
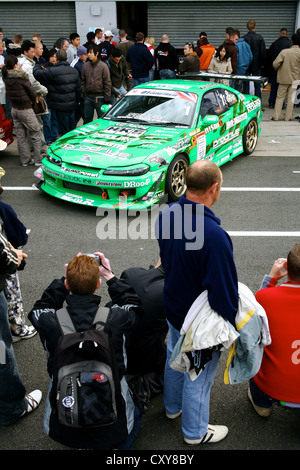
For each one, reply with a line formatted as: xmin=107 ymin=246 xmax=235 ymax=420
xmin=269 ymin=104 xmax=274 ymax=109
xmin=295 ymin=115 xmax=300 ymax=120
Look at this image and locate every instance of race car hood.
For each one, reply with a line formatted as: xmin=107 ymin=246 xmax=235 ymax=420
xmin=48 ymin=120 xmax=187 ymax=169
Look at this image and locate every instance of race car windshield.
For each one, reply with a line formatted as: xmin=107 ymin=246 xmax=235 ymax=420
xmin=103 ymin=89 xmax=198 ymax=127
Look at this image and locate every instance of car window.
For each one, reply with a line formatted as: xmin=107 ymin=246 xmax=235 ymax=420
xmin=199 ymin=89 xmax=228 ymax=118
xmin=219 ymin=88 xmax=239 ymax=108
xmin=104 ymin=89 xmax=198 ymax=127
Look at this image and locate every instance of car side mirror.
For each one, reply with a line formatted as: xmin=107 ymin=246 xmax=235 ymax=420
xmin=201 ymin=115 xmax=219 ymax=125
xmin=101 ymin=104 xmax=112 ymax=114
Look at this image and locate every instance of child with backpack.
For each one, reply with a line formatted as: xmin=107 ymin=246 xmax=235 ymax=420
xmin=28 ymin=252 xmax=144 ymax=450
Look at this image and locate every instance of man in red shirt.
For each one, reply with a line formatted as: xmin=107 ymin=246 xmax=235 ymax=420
xmin=248 ymin=243 xmax=300 ymax=416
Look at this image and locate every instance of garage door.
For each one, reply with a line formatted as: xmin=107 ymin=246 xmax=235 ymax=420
xmin=148 ymin=1 xmax=298 ymax=48
xmin=0 ymin=2 xmax=76 ymax=50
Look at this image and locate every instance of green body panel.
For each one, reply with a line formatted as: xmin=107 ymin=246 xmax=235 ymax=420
xmin=40 ymin=80 xmax=262 ymax=209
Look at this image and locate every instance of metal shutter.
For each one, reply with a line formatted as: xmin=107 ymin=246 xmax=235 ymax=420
xmin=0 ymin=2 xmax=76 ymax=50
xmin=148 ymin=1 xmax=298 ymax=48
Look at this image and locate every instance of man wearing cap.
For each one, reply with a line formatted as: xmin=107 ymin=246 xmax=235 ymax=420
xmin=98 ymin=31 xmax=115 ymax=62
xmin=70 ymin=45 xmax=88 ymax=78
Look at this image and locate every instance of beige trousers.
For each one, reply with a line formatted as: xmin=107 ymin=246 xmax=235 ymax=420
xmin=273 ymin=83 xmax=294 ymax=121
xmin=12 ymin=107 xmax=41 ymax=165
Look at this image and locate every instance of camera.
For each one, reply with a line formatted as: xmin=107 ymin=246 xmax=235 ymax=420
xmin=83 ymin=253 xmax=101 ymax=265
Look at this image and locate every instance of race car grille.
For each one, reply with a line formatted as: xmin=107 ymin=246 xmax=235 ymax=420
xmin=63 ymin=181 xmax=105 ymax=197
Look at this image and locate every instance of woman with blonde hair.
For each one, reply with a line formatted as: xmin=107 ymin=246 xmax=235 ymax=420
xmin=145 ymin=36 xmax=155 ymax=80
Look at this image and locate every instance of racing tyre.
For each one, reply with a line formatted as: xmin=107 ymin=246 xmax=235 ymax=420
xmin=243 ymin=118 xmax=258 ymax=155
xmin=165 ymin=154 xmax=189 ymax=202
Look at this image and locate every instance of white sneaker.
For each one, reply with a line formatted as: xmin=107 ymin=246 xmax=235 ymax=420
xmin=21 ymin=390 xmax=42 ymax=417
xmin=184 ymin=424 xmax=228 ymax=445
xmin=166 ymin=410 xmax=182 ymax=419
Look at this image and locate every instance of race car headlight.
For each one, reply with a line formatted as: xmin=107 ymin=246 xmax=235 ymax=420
xmin=46 ymin=148 xmax=62 ymax=166
xmin=103 ymin=166 xmax=149 ymax=176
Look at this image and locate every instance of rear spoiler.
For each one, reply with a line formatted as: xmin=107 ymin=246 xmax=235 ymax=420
xmin=179 ymin=72 xmax=269 ymax=88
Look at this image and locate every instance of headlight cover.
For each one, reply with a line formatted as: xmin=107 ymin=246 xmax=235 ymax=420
xmin=47 ymin=148 xmax=62 ymax=166
xmin=103 ymin=166 xmax=149 ymax=176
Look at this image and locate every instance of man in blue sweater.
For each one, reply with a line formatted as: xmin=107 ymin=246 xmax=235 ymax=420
xmin=156 ymin=160 xmax=238 ymax=445
xmin=126 ymin=32 xmax=154 ymax=86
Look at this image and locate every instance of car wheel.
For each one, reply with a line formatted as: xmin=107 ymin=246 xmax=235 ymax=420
xmin=243 ymin=118 xmax=258 ymax=155
xmin=165 ymin=154 xmax=189 ymax=202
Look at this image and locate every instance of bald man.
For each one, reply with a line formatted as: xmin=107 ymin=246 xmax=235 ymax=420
xmin=156 ymin=160 xmax=238 ymax=445
xmin=155 ymin=33 xmax=179 ymax=79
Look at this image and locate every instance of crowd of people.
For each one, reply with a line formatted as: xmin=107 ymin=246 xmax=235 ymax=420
xmin=0 ymin=20 xmax=300 ymax=451
xmin=0 ymin=21 xmax=300 ymax=166
xmin=0 ymin=156 xmax=299 ymax=449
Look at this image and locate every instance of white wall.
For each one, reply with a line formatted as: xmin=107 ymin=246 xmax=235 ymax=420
xmin=296 ymin=1 xmax=300 ymax=31
xmin=75 ymin=2 xmax=117 ymax=42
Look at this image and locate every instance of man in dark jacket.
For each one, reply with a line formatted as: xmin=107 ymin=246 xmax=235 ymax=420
xmin=108 ymin=47 xmax=131 ymax=104
xmin=178 ymin=43 xmax=200 ymax=75
xmin=267 ymin=28 xmax=291 ymax=108
xmin=243 ymin=20 xmax=266 ymax=99
xmin=28 ymin=252 xmax=144 ymax=450
xmin=98 ymin=30 xmax=115 ymax=61
xmin=126 ymin=32 xmax=154 ymax=86
xmin=118 ymin=261 xmax=167 ymax=411
xmin=33 ymin=49 xmax=81 ymax=136
xmin=155 ymin=34 xmax=179 ymax=79
xmin=81 ymin=44 xmax=111 ymax=123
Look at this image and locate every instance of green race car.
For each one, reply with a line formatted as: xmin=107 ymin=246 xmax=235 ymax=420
xmin=37 ymin=79 xmax=262 ymax=209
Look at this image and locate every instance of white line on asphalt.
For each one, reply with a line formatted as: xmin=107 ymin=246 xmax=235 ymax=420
xmin=222 ymin=187 xmax=300 ymax=191
xmin=2 ymin=186 xmax=38 ymax=190
xmin=228 ymin=232 xmax=300 ymax=236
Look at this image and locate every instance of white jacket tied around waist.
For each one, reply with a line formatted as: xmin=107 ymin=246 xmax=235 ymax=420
xmin=169 ymin=282 xmax=271 ymax=383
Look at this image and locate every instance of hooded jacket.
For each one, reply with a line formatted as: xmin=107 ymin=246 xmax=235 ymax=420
xmin=236 ymin=38 xmax=253 ymax=74
xmin=155 ymin=42 xmax=179 ymax=71
xmin=33 ymin=61 xmax=81 ymax=112
xmin=3 ymin=68 xmax=37 ymax=108
xmin=199 ymin=44 xmax=216 ymax=70
xmin=28 ymin=275 xmax=144 ymax=449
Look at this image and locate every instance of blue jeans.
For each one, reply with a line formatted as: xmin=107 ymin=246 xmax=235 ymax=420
xmin=0 ymin=291 xmax=26 ymax=425
xmin=249 ymin=378 xmax=300 ymax=411
xmin=55 ymin=110 xmax=75 ymax=137
xmin=133 ymin=76 xmax=150 ymax=87
xmin=159 ymin=69 xmax=177 ymax=80
xmin=84 ymin=95 xmax=105 ymax=124
xmin=164 ymin=321 xmax=220 ymax=440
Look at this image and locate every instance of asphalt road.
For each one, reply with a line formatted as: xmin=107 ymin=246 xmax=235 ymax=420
xmin=0 ymin=98 xmax=300 ymax=456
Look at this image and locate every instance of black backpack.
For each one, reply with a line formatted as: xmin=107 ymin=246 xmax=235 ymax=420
xmin=50 ymin=306 xmax=123 ymax=428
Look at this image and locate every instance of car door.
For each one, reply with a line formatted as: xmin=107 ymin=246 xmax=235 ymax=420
xmin=195 ymin=89 xmax=226 ymax=163
xmin=212 ymin=87 xmax=246 ymax=164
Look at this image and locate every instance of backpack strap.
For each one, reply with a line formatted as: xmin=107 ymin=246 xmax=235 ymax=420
xmin=56 ymin=306 xmax=110 ymax=335
xmin=93 ymin=306 xmax=110 ymax=331
xmin=56 ymin=307 xmax=76 ymax=335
